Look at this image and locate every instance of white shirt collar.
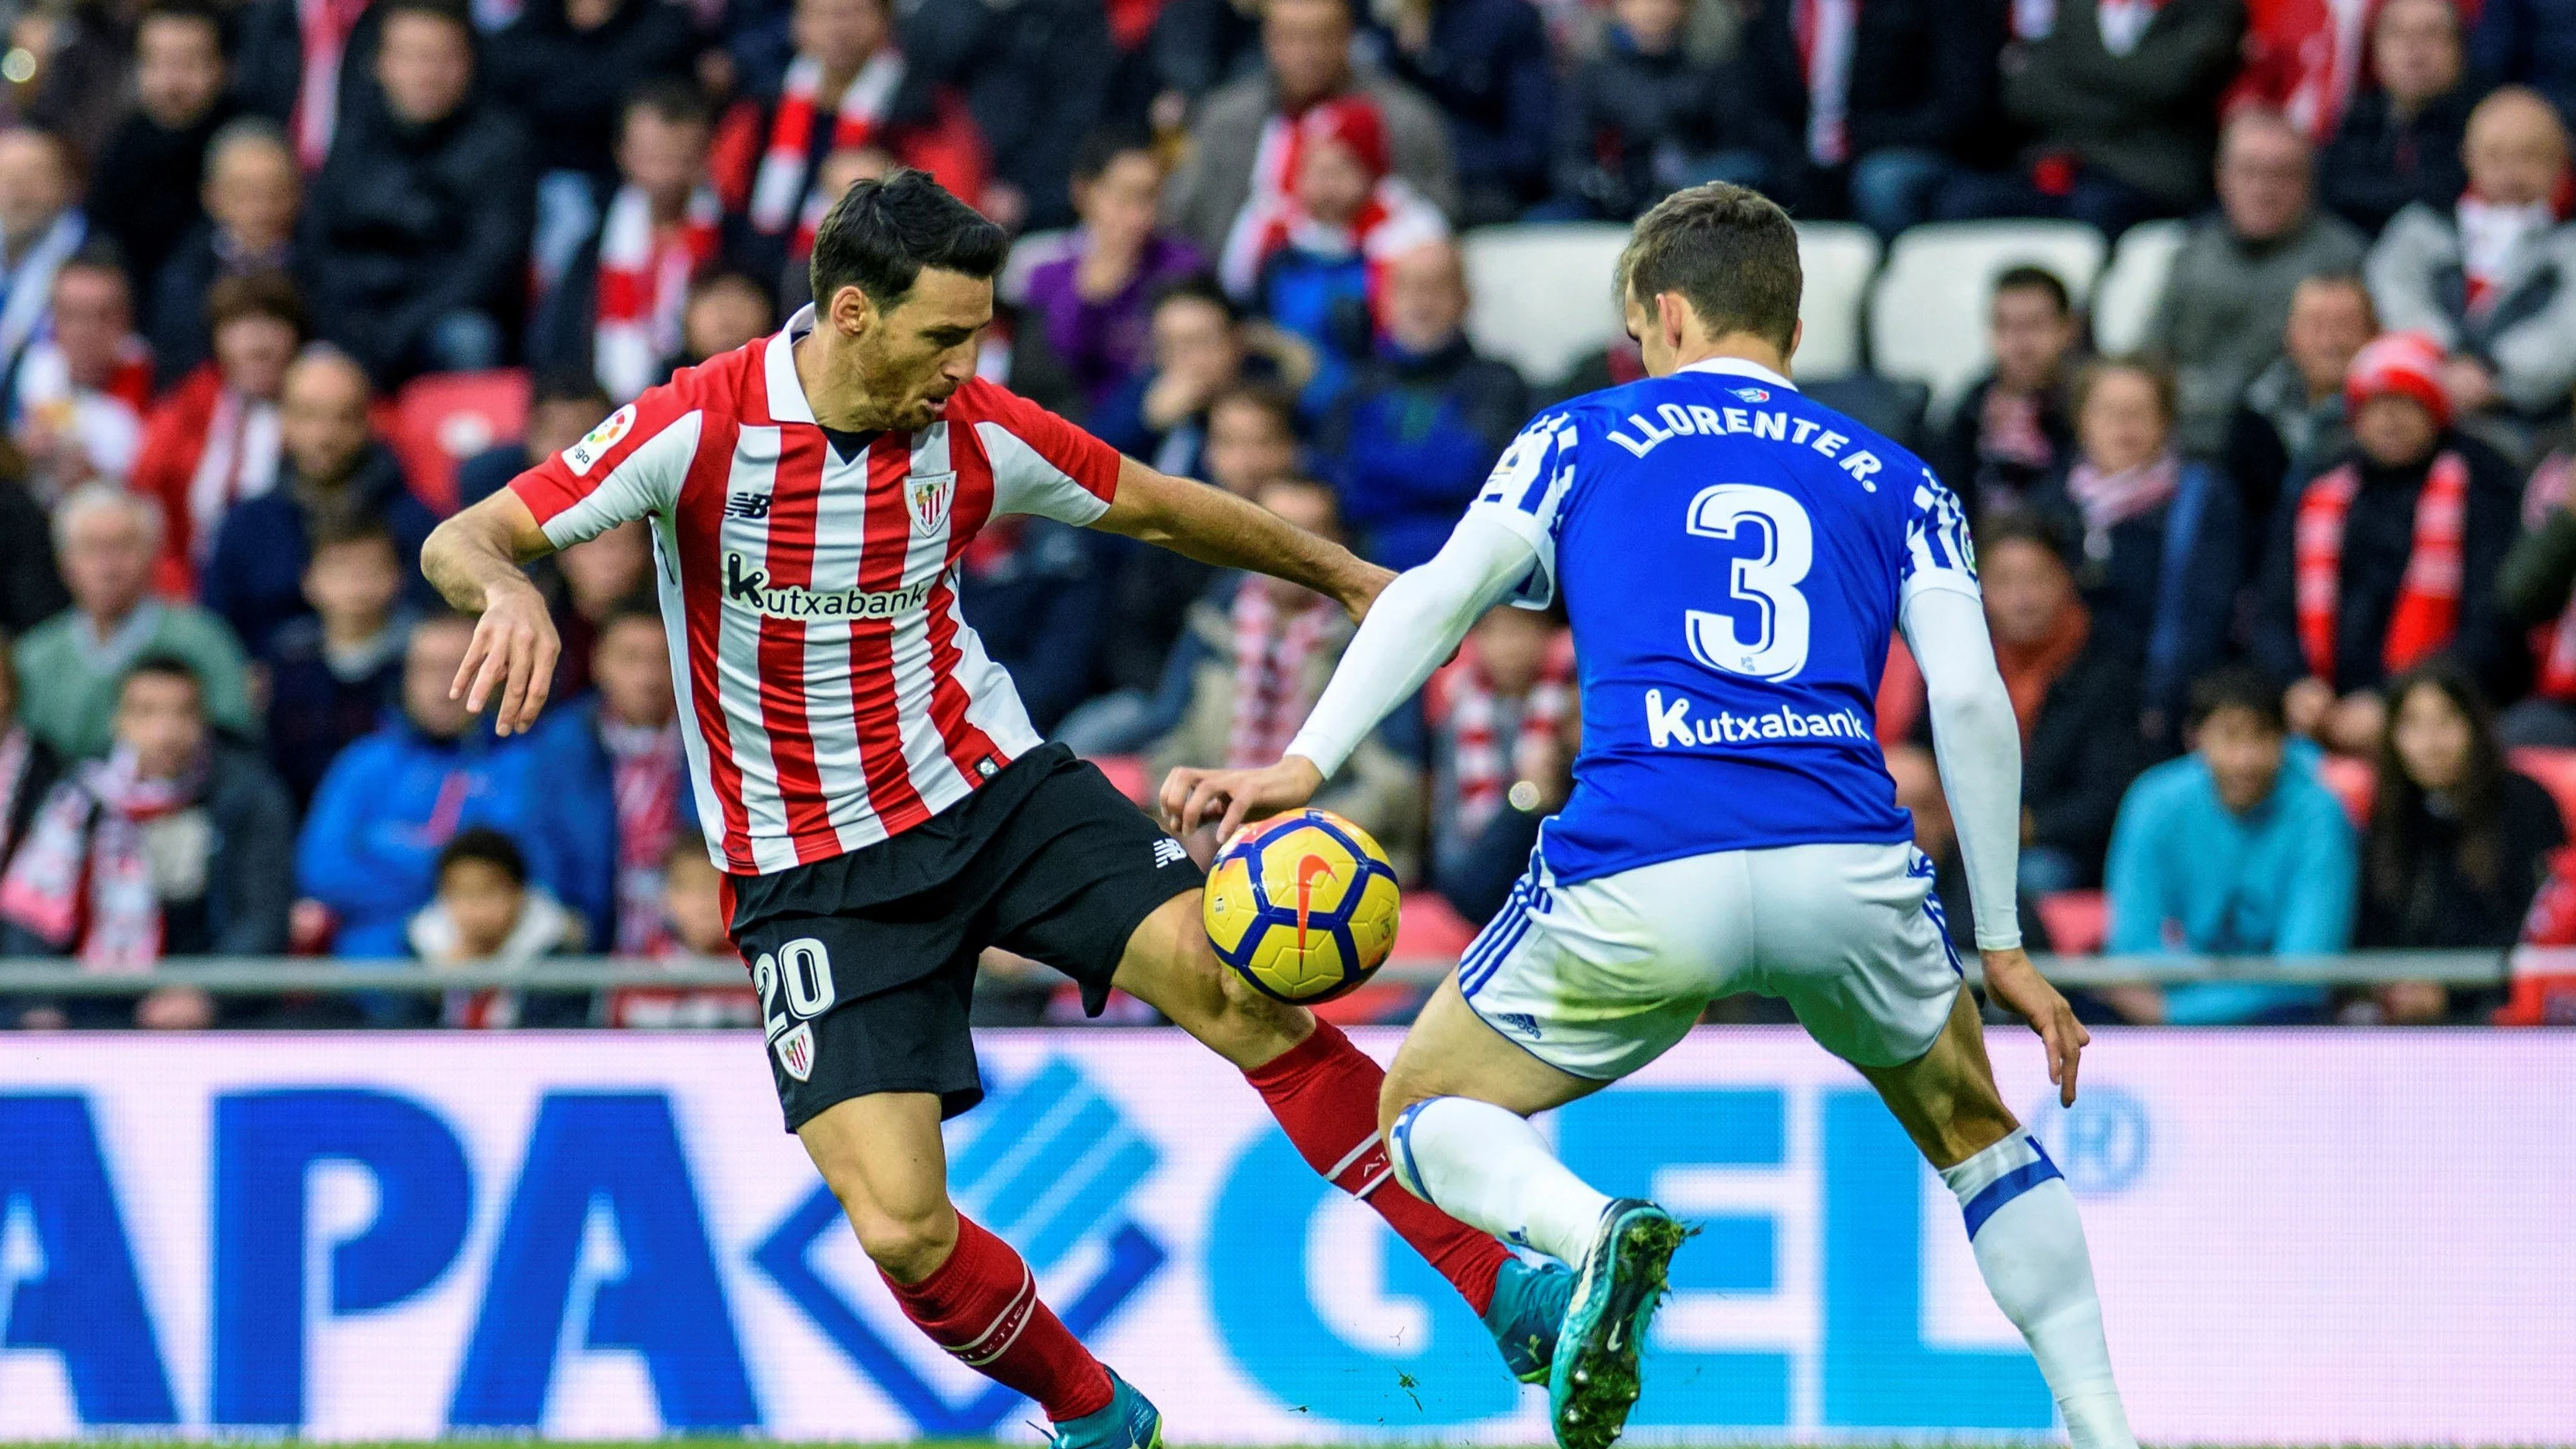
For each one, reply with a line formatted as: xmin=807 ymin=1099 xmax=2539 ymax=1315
xmin=765 ymin=305 xmax=819 ymax=424
xmin=1675 ymin=355 xmax=1799 ymax=392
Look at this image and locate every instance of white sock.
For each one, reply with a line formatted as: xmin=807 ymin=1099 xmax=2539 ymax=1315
xmin=1387 ymin=1095 xmax=1609 ymax=1266
xmin=1939 ymin=1131 xmax=2136 ymax=1449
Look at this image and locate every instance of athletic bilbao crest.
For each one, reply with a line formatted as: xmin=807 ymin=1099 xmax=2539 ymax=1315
xmin=773 ymin=1021 xmax=815 ymax=1081
xmin=908 ymin=469 xmax=956 ymax=534
xmin=750 ymin=1056 xmax=1166 ymax=1433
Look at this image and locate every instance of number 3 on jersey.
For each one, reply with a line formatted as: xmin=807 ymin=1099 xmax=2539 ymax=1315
xmin=1684 ymin=483 xmax=1813 ymax=681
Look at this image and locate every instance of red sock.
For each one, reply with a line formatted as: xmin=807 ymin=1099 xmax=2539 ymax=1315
xmin=1243 ymin=1019 xmax=1508 ymax=1315
xmin=882 ymin=1214 xmax=1115 ymax=1423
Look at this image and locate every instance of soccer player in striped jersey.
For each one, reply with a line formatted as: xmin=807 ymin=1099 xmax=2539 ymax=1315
xmin=1166 ymin=185 xmax=2138 ymax=1449
xmin=420 ymin=171 xmax=1568 ymax=1447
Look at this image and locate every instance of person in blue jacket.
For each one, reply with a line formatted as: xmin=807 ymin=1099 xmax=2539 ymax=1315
xmin=297 ymin=612 xmax=613 ymax=960
xmin=2103 ymin=665 xmax=2360 ymax=1024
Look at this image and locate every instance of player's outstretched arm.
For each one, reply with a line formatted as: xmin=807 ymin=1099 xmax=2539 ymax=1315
xmin=1092 ymin=456 xmax=1396 ymax=622
xmin=1161 ymin=513 xmax=1538 ymax=840
xmin=422 ymin=490 xmax=564 ymax=737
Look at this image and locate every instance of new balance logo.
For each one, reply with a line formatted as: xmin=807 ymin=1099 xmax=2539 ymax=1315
xmin=726 ymin=491 xmax=772 ymax=519
xmin=1151 ymin=838 xmax=1188 ymax=868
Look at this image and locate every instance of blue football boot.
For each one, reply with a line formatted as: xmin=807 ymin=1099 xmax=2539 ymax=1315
xmin=1486 ymin=1255 xmax=1577 ymax=1384
xmin=1548 ymin=1199 xmax=1686 ymax=1449
xmin=1050 ymin=1370 xmax=1162 ymax=1449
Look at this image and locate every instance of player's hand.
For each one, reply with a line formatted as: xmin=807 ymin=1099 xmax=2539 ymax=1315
xmin=1160 ymin=757 xmax=1324 ymax=841
xmin=1981 ymin=947 xmax=2089 ymax=1107
xmin=453 ymin=577 xmax=560 ymax=737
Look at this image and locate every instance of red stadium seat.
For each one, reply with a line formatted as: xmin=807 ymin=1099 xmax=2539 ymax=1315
xmin=391 ymin=369 xmax=532 ymax=514
xmin=2316 ymin=753 xmax=2376 ymax=828
xmin=1088 ymin=754 xmax=1149 ymax=803
xmin=1394 ymin=891 xmax=1480 ymax=961
xmin=2509 ymin=747 xmax=2576 ymax=837
xmin=2035 ymin=890 xmax=2107 ymax=957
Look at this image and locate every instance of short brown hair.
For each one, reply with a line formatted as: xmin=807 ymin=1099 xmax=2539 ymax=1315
xmin=2070 ymin=354 xmax=2176 ymax=427
xmin=1616 ymin=183 xmax=1802 ymax=353
xmin=207 ymin=271 xmax=309 ymax=340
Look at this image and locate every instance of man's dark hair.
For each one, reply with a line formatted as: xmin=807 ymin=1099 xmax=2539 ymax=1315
xmin=2188 ymin=664 xmax=2288 ymax=735
xmin=624 ymin=75 xmax=712 ymax=131
xmin=308 ymin=516 xmax=398 ymax=557
xmin=438 ymin=826 xmax=528 ymax=887
xmin=533 ymin=367 xmax=613 ymax=412
xmin=1616 ymin=182 xmax=1802 ymax=353
xmin=379 ymin=0 xmax=472 ymax=35
xmin=599 ymin=593 xmax=665 ymax=635
xmin=206 ymin=269 xmax=309 ymax=337
xmin=122 ymin=652 xmax=204 ymax=700
xmin=60 ymin=241 xmax=130 ymax=292
xmin=140 ymin=0 xmax=225 ymax=42
xmin=1975 ymin=507 xmax=2074 ymax=564
xmin=2295 ymin=269 xmax=2378 ymax=326
xmin=1992 ymin=264 xmax=2073 ymax=317
xmin=1152 ymin=271 xmax=1240 ymax=326
xmin=1072 ymin=126 xmax=1157 ymax=183
xmin=809 ymin=168 xmax=1009 ymax=312
xmin=1209 ymin=381 xmax=1297 ymax=436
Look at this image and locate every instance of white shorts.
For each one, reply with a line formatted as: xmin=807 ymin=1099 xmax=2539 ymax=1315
xmin=1458 ymin=840 xmax=1964 ymax=1078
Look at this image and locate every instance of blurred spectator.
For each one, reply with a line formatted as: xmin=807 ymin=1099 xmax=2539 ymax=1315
xmin=0 ymin=129 xmax=88 ymax=392
xmin=1093 ymin=276 xmax=1254 ymax=477
xmin=2496 ymin=414 xmax=2576 ymax=745
xmin=538 ymin=82 xmax=740 ymax=402
xmin=232 ymin=0 xmax=390 ymax=171
xmin=2365 ymin=87 xmax=2576 ymax=425
xmin=1220 ymin=95 xmax=1449 ymax=386
xmin=1935 ymin=265 xmax=2078 ymax=516
xmin=712 ymin=0 xmax=988 ymax=278
xmin=1424 ymin=603 xmax=1568 ymax=890
xmin=15 ymin=486 xmax=254 ymax=761
xmin=2029 ymin=358 xmax=2239 ymax=743
xmin=0 ymin=460 xmax=67 ymax=637
xmin=957 ymin=512 xmax=1109 ymax=735
xmin=264 ymin=519 xmax=414 ymax=809
xmin=2255 ymin=331 xmax=2523 ymax=754
xmin=407 ymin=826 xmax=591 ymax=1027
xmin=1149 ymin=477 xmax=1423 ymax=873
xmin=2471 ymin=0 xmax=2576 ymax=125
xmin=2225 ymin=0 xmax=2375 ymax=141
xmin=2321 ymin=0 xmax=2482 ymax=236
xmin=202 ymin=348 xmax=438 ymax=657
xmin=1022 ymin=130 xmax=1208 ymax=409
xmin=1970 ymin=512 xmax=2143 ymax=892
xmin=2221 ymin=271 xmax=2377 ymax=568
xmin=2147 ymin=108 xmax=2364 ymax=458
xmin=904 ymin=0 xmax=1115 ymax=232
xmin=9 ymin=251 xmax=153 ymax=501
xmin=298 ymin=612 xmax=612 ymax=958
xmin=2353 ymin=664 xmax=2561 ymax=1021
xmin=1144 ymin=0 xmax=1266 ymax=113
xmin=604 ymin=832 xmax=760 ymax=1028
xmin=149 ymin=121 xmax=305 ymax=385
xmin=1164 ymin=0 xmax=1457 ymax=257
xmin=1937 ymin=0 xmax=2245 ymax=236
xmin=456 ymin=372 xmax=611 ymax=508
xmin=0 ymin=655 xmax=294 ymax=1029
xmin=2102 ymin=664 xmax=2357 ymax=1023
xmin=1730 ymin=0 xmax=2005 ymax=236
xmin=9 ymin=0 xmax=139 ymax=164
xmin=678 ymin=268 xmax=779 ymax=366
xmin=133 ymin=273 xmax=307 ymax=585
xmin=1545 ymin=0 xmax=1730 ymax=222
xmin=89 ymin=1 xmax=233 ymax=303
xmin=549 ymin=519 xmax=653 ymax=702
xmin=0 ymin=631 xmax=65 ymax=867
xmin=1436 ymin=659 xmax=1579 ymax=923
xmin=1374 ymin=0 xmax=1555 ymax=224
xmin=528 ymin=599 xmax=685 ymax=953
xmin=1319 ymin=240 xmax=1525 ymax=568
xmin=305 ymin=0 xmax=536 ymax=385
xmin=485 ymin=0 xmax=696 ymax=296
xmin=1885 ymin=740 xmax=2056 ymax=959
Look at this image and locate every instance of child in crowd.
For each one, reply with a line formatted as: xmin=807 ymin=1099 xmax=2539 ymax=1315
xmin=605 ymin=833 xmax=761 ymax=1029
xmin=407 ymin=827 xmax=590 ymax=1029
xmin=264 ymin=519 xmax=412 ymax=809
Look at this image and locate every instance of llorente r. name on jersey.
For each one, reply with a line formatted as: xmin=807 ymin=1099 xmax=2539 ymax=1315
xmin=1468 ymin=357 xmax=1978 ymax=885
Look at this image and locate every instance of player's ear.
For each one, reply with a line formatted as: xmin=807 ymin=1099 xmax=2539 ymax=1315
xmin=827 ymin=283 xmax=875 ymax=340
xmin=1654 ymin=291 xmax=1689 ymax=353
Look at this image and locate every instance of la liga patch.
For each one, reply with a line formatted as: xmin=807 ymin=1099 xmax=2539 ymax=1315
xmin=563 ymin=403 xmax=637 ymax=476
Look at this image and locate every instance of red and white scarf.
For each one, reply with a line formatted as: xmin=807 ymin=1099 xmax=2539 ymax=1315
xmin=1980 ymin=387 xmax=2056 ymax=470
xmin=186 ymin=388 xmax=284 ymax=561
xmin=605 ymin=719 xmax=683 ymax=956
xmin=2457 ymin=195 xmax=2554 ymax=314
xmin=0 ymin=747 xmax=205 ymax=970
xmin=595 ymin=182 xmax=721 ymax=402
xmin=1225 ymin=583 xmax=1337 ymax=769
xmin=2521 ymin=452 xmax=2576 ymax=699
xmin=1216 ymin=176 xmax=1447 ymax=319
xmin=2065 ymin=451 xmax=2181 ymax=533
xmin=749 ymin=50 xmax=906 ymax=253
xmin=1431 ymin=643 xmax=1573 ymax=838
xmin=2295 ymin=450 xmax=2468 ymax=685
xmin=292 ymin=0 xmax=371 ymax=170
xmin=1794 ymin=0 xmax=1858 ymax=166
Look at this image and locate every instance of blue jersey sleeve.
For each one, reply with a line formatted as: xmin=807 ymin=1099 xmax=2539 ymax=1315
xmin=1901 ymin=464 xmax=1981 ymax=603
xmin=1464 ymin=409 xmax=1579 ymax=607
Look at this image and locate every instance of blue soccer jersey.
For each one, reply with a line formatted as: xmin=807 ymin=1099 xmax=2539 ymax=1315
xmin=1468 ymin=357 xmax=1980 ymax=885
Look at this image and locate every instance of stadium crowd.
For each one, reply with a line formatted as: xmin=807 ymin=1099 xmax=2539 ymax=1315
xmin=1 ymin=0 xmax=2574 ymax=1031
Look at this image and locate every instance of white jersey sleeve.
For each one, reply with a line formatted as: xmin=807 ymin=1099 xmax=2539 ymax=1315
xmin=1899 ymin=585 xmax=2023 ymax=951
xmin=1464 ymin=411 xmax=1581 ymax=608
xmin=969 ymin=380 xmax=1125 ymax=526
xmin=507 ymin=389 xmax=701 ymax=548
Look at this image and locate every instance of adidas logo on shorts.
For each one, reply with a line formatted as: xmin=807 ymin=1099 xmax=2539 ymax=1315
xmin=1152 ymin=838 xmax=1188 ymax=868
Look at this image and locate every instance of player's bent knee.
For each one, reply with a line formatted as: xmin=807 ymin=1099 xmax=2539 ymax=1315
xmin=844 ymin=1195 xmax=961 ymax=1283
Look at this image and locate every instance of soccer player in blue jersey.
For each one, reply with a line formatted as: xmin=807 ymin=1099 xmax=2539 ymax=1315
xmin=1164 ymin=184 xmax=2136 ymax=1449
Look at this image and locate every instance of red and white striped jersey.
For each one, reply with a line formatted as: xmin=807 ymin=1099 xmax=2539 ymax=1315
xmin=509 ymin=306 xmax=1123 ymax=875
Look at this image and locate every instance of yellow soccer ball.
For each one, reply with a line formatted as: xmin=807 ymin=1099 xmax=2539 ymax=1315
xmin=1202 ymin=809 xmax=1402 ymax=1002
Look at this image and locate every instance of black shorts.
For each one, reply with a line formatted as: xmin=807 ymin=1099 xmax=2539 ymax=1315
xmin=730 ymin=743 xmax=1203 ymax=1130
